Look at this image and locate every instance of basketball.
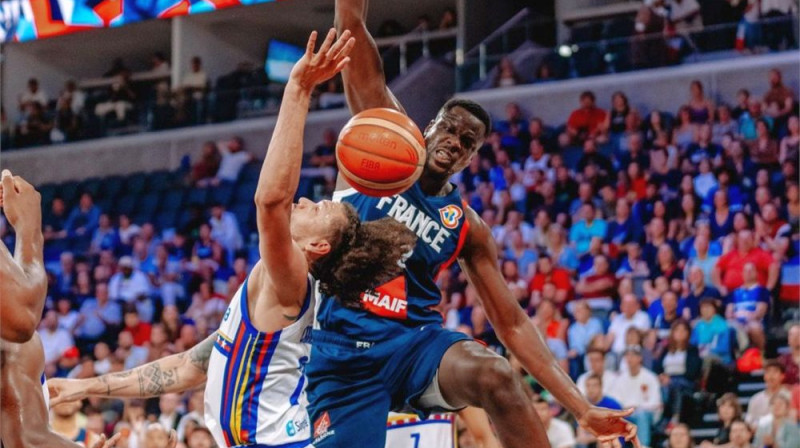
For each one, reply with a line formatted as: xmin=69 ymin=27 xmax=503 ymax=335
xmin=336 ymin=108 xmax=426 ymax=197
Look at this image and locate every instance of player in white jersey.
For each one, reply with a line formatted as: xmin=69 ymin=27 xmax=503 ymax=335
xmin=385 ymin=408 xmax=501 ymax=448
xmin=48 ymin=29 xmax=414 ymax=448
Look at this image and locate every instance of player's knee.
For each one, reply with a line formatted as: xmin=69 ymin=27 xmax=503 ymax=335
xmin=475 ymin=357 xmax=517 ymax=402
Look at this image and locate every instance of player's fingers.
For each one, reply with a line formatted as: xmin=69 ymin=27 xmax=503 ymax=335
xmin=332 ymin=36 xmax=356 ymax=63
xmin=1 ymin=170 xmax=14 ymax=196
xmin=104 ymin=432 xmax=122 ymax=447
xmin=334 ymin=56 xmax=351 ymax=73
xmin=327 ymin=29 xmax=352 ymax=60
xmin=305 ymin=30 xmax=318 ymax=56
xmin=167 ymin=429 xmax=178 ymax=448
xmin=90 ymin=434 xmax=106 ymax=448
xmin=315 ymin=28 xmax=337 ymax=62
xmin=625 ymin=422 xmax=638 ymax=442
xmin=610 ymin=408 xmax=635 ymax=418
xmin=630 ymin=434 xmax=643 ymax=448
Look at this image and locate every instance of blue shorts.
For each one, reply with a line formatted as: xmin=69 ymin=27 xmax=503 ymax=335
xmin=306 ymin=326 xmax=470 ymax=448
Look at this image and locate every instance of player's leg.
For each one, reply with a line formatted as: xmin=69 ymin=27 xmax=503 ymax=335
xmin=434 ymin=341 xmax=550 ymax=448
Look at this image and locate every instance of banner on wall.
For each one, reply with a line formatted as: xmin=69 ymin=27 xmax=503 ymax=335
xmin=1 ymin=0 xmax=276 ymax=42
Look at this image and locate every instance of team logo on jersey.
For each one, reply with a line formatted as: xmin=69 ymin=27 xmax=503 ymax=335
xmin=438 ymin=205 xmax=463 ymax=229
xmin=361 ymin=276 xmax=408 ymax=320
xmin=313 ymin=411 xmax=335 ymax=443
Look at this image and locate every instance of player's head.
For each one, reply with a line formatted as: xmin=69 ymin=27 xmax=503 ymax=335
xmin=422 ymin=98 xmax=491 ymax=179
xmin=294 ymin=199 xmax=416 ymax=306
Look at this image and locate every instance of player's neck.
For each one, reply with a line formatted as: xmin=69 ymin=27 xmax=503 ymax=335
xmin=51 ymin=414 xmax=79 ymax=432
xmin=418 ymin=175 xmax=452 ymax=197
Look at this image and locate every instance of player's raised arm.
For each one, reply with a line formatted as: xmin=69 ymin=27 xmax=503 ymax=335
xmin=253 ymin=29 xmax=354 ymax=305
xmin=47 ymin=332 xmax=215 ymax=405
xmin=457 ymin=208 xmax=641 ymax=448
xmin=335 ymin=0 xmax=404 ymax=114
xmin=0 ymin=170 xmax=47 ymax=342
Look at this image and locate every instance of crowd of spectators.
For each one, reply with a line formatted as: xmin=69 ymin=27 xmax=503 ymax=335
xmin=1 ymin=59 xmax=798 ymax=447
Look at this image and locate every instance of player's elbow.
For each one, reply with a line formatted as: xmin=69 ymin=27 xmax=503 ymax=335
xmin=254 ymin=188 xmax=292 ymax=209
xmin=334 ymin=0 xmax=365 ymax=31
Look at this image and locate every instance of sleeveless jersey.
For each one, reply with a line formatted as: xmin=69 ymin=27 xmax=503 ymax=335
xmin=205 ymin=275 xmax=315 ymax=448
xmin=41 ymin=373 xmax=49 ymax=410
xmin=385 ymin=413 xmax=455 ymax=448
xmin=317 ymin=183 xmax=470 ymax=340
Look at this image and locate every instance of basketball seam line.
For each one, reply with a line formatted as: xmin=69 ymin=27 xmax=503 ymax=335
xmin=341 ymin=118 xmax=426 ymax=163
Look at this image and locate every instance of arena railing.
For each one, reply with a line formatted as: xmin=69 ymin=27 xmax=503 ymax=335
xmin=457 ymin=14 xmax=799 ymax=92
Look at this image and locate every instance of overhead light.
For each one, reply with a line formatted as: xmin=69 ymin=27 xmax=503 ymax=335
xmin=558 ymin=45 xmax=572 ymax=57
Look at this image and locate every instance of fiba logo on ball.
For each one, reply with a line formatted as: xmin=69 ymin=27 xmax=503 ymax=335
xmin=360 ymin=158 xmax=380 ymax=171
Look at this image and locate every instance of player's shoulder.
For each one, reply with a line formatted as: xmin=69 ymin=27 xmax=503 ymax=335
xmin=461 ymin=206 xmax=493 ymax=253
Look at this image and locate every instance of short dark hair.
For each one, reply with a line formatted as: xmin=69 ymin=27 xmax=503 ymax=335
xmin=586 ymin=373 xmax=603 ymax=385
xmin=586 ymin=348 xmax=606 ymax=357
xmin=439 ymin=98 xmax=492 ymax=137
xmin=312 ymin=203 xmax=417 ymax=307
xmin=764 ymin=359 xmax=786 ymax=373
xmin=580 ymin=91 xmax=596 ymax=101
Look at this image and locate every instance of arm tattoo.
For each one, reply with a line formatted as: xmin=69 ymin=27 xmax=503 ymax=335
xmin=189 ymin=334 xmax=216 ymax=373
xmin=136 ymin=363 xmax=174 ymax=397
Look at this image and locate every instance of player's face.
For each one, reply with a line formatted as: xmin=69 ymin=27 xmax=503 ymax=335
xmin=291 ymin=198 xmax=347 ymax=255
xmin=423 ymin=107 xmax=486 ymax=178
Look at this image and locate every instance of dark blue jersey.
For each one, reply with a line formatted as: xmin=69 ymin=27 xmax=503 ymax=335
xmin=317 ymin=183 xmax=470 ymax=341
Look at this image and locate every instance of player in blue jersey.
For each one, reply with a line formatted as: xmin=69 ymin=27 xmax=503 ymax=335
xmin=47 ymin=30 xmax=415 ymax=448
xmin=304 ymin=2 xmax=643 ymax=447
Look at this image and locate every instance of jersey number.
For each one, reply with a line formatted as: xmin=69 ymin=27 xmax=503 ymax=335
xmin=410 ymin=433 xmax=420 ymax=448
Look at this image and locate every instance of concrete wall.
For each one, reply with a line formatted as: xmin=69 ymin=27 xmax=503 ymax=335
xmin=460 ymin=52 xmax=799 ymax=126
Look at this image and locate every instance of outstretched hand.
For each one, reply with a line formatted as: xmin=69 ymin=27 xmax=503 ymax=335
xmin=0 ymin=169 xmax=42 ymax=231
xmin=47 ymin=378 xmax=86 ymax=407
xmin=577 ymin=406 xmax=641 ymax=448
xmin=290 ymin=28 xmax=355 ymax=91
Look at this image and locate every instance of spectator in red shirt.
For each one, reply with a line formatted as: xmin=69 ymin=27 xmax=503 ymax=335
xmin=575 ymin=254 xmax=617 ymax=313
xmin=122 ymin=305 xmax=152 ymax=347
xmin=713 ymin=229 xmax=778 ymax=296
xmin=779 ymin=324 xmax=800 ymax=385
xmin=528 ymin=254 xmax=573 ymax=309
xmin=560 ymin=91 xmax=607 ymax=147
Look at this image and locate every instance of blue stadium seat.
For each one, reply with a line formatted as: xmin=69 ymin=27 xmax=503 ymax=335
xmin=103 ymin=176 xmax=125 ymax=200
xmin=95 ymin=198 xmax=113 ymax=215
xmin=125 ymin=173 xmax=148 ymax=195
xmin=238 ymin=162 xmax=262 ymax=183
xmin=209 ymin=182 xmax=235 ymax=206
xmin=137 ymin=192 xmax=161 ymax=214
xmin=38 ymin=184 xmax=58 ymax=207
xmin=563 ymin=146 xmax=583 ymax=171
xmin=132 ymin=211 xmax=155 ymax=226
xmin=59 ymin=181 xmax=81 ymax=205
xmin=233 ymin=181 xmax=257 ymax=205
xmin=147 ymin=170 xmax=172 ymax=193
xmin=230 ymin=203 xmax=254 ymax=235
xmin=295 ymin=178 xmax=314 ymax=201
xmin=187 ymin=187 xmax=209 ymax=206
xmin=80 ymin=177 xmax=103 ymax=198
xmin=159 ymin=190 xmax=185 ymax=213
xmin=115 ymin=194 xmax=138 ymax=216
xmin=155 ymin=210 xmax=179 ymax=230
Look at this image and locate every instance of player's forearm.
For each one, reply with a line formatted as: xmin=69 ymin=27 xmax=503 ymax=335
xmin=499 ymin=309 xmax=591 ymax=418
xmin=254 ymin=83 xmax=312 ymax=207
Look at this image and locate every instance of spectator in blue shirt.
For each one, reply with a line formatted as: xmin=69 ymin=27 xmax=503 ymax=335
xmin=65 ymin=192 xmax=101 ymax=238
xmin=606 ymin=198 xmax=639 ymax=248
xmin=680 ymin=266 xmax=721 ymax=320
xmin=648 ymin=291 xmax=682 ymax=338
xmin=570 ymin=202 xmax=608 ymax=255
xmin=576 ymin=373 xmax=624 ymax=446
xmin=567 ymin=300 xmax=604 ymax=379
xmin=727 ymin=262 xmax=769 ymax=350
xmin=691 ymin=298 xmax=733 ymax=365
xmin=74 ymin=283 xmax=122 ymax=349
xmin=503 ymin=229 xmax=538 ymax=280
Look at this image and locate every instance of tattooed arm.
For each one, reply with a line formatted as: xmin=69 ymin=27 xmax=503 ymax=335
xmin=48 ymin=332 xmax=216 ymax=404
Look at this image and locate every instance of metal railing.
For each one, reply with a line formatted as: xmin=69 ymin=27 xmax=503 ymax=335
xmin=458 ymin=14 xmax=799 ymax=92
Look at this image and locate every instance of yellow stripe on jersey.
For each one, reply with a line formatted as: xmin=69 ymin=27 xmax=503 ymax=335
xmin=230 ymin=334 xmax=256 ymax=445
xmin=217 ymin=332 xmax=233 ymax=344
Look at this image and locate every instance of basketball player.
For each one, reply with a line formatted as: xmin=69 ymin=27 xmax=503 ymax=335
xmin=0 ymin=171 xmax=121 ymax=448
xmin=304 ymin=2 xmax=642 ymax=447
xmin=0 ymin=169 xmax=48 ymax=343
xmin=48 ymin=29 xmax=415 ymax=448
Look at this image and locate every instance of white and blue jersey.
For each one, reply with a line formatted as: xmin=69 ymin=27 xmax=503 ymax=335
xmin=385 ymin=413 xmax=455 ymax=448
xmin=205 ymin=275 xmax=315 ymax=448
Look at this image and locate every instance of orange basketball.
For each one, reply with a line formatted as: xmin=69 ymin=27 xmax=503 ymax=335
xmin=336 ymin=108 xmax=426 ymax=197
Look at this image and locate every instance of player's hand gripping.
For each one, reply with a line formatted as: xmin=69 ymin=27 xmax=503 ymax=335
xmin=47 ymin=378 xmax=87 ymax=406
xmin=0 ymin=169 xmax=42 ymax=231
xmin=290 ymin=28 xmax=355 ymax=92
xmin=577 ymin=406 xmax=641 ymax=448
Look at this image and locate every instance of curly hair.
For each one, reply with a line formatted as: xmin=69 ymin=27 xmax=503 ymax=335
xmin=311 ymin=203 xmax=417 ymax=307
